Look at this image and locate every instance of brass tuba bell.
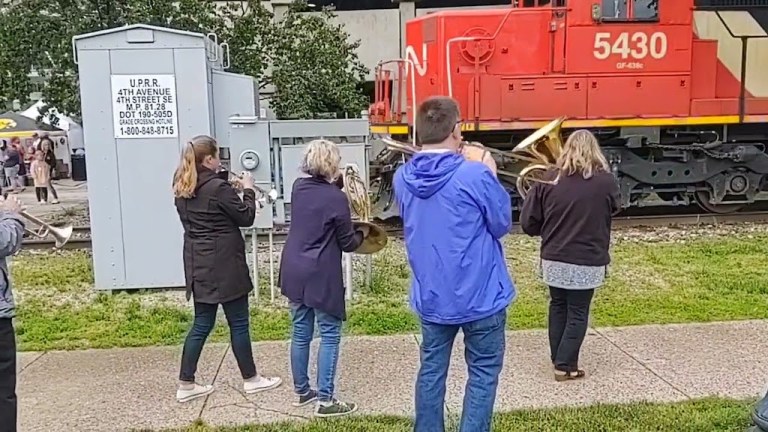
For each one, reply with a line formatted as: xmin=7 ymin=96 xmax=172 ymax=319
xmin=508 ymin=116 xmax=566 ymax=198
xmin=342 ymin=163 xmax=389 ymax=254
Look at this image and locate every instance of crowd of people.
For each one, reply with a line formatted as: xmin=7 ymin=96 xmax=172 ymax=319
xmin=0 ymin=133 xmax=59 ymax=203
xmin=8 ymin=95 xmax=750 ymax=431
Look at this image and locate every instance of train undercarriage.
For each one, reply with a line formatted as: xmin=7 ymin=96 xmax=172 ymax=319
xmin=369 ymin=122 xmax=768 ymax=220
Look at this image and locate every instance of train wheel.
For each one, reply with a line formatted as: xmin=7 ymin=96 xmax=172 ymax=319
xmin=693 ymin=190 xmax=745 ymax=214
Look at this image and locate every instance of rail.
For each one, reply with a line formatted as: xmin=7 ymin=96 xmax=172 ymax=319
xmin=21 ymin=212 xmax=768 ymax=250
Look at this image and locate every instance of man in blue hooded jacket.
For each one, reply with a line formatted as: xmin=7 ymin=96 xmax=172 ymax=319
xmin=394 ymin=96 xmax=515 ymax=432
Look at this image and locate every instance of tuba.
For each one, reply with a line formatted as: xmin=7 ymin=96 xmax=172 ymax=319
xmin=507 ymin=116 xmax=565 ymax=198
xmin=342 ymin=164 xmax=388 ymax=254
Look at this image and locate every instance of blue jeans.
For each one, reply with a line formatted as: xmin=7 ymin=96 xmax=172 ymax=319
xmin=415 ymin=308 xmax=507 ymax=432
xmin=289 ymin=303 xmax=343 ymax=402
xmin=179 ymin=295 xmax=256 ymax=382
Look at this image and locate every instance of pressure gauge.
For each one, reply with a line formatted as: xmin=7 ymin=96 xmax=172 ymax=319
xmin=239 ymin=150 xmax=260 ymax=171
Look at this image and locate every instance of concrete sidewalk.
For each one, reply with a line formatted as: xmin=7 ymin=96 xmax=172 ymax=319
xmin=16 ymin=320 xmax=768 ymax=431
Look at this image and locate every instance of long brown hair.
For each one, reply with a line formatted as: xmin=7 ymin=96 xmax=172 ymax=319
xmin=556 ymin=129 xmax=610 ymax=179
xmin=172 ymin=135 xmax=218 ymax=199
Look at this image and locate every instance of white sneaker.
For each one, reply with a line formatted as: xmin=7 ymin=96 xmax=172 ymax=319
xmin=51 ymin=199 xmax=59 ymax=204
xmin=176 ymin=383 xmax=214 ymax=403
xmin=244 ymin=375 xmax=282 ymax=394
xmin=38 ymin=200 xmax=44 ymax=204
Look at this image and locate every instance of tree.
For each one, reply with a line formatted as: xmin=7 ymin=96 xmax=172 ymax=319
xmin=0 ymin=0 xmax=222 ymax=124
xmin=0 ymin=0 xmax=368 ymax=123
xmin=269 ymin=1 xmax=368 ymax=119
xmin=218 ymin=0 xmax=368 ymax=119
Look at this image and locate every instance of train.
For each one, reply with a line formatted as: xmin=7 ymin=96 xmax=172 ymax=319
xmin=367 ymin=0 xmax=768 ymax=220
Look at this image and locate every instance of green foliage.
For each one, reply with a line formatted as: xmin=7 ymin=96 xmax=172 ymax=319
xmin=268 ymin=1 xmax=368 ymax=119
xmin=0 ymin=0 xmax=367 ymax=122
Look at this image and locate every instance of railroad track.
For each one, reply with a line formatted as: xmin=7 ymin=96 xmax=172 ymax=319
xmin=20 ymin=212 xmax=768 ymax=250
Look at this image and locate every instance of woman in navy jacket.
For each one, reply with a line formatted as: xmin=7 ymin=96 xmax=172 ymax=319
xmin=279 ymin=139 xmax=368 ymax=418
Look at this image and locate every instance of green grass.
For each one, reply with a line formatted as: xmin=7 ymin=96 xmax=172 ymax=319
xmin=155 ymin=398 xmax=754 ymax=432
xmin=12 ymin=229 xmax=768 ymax=351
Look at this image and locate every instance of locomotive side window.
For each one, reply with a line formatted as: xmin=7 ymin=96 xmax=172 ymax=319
xmin=601 ymin=0 xmax=659 ymax=21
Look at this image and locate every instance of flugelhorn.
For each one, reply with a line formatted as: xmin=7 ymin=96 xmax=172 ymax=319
xmin=21 ymin=211 xmax=73 ymax=249
xmin=223 ymin=169 xmax=278 ymax=205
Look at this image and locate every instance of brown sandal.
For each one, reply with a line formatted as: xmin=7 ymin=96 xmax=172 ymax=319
xmin=554 ymin=369 xmax=586 ymax=382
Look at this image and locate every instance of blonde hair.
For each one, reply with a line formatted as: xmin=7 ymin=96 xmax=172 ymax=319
xmin=300 ymin=139 xmax=341 ymax=182
xmin=172 ymin=135 xmax=219 ymax=199
xmin=556 ymin=129 xmax=610 ymax=179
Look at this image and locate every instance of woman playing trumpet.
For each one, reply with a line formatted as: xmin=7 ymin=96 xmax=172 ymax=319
xmin=172 ymin=135 xmax=282 ymax=402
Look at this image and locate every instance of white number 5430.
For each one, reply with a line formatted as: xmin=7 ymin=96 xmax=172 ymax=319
xmin=593 ymin=31 xmax=668 ymax=60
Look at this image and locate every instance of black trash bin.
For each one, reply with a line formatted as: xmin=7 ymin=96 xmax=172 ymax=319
xmin=71 ymin=153 xmax=87 ymax=181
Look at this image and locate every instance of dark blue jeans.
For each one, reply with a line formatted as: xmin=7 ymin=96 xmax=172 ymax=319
xmin=179 ymin=295 xmax=256 ymax=382
xmin=289 ymin=303 xmax=343 ymax=402
xmin=415 ymin=308 xmax=507 ymax=432
xmin=0 ymin=318 xmax=16 ymax=432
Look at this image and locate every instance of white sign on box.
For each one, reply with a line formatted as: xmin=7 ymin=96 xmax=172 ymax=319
xmin=111 ymin=74 xmax=179 ymax=139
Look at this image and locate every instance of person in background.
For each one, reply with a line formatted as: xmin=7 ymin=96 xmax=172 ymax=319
xmin=39 ymin=138 xmax=59 ymax=204
xmin=394 ymin=96 xmax=515 ymax=432
xmin=30 ymin=151 xmax=50 ymax=204
xmin=3 ymin=138 xmax=23 ymax=193
xmin=0 ymin=194 xmax=27 ymax=431
xmin=172 ymin=135 xmax=282 ymax=403
xmin=279 ymin=139 xmax=368 ymax=418
xmin=519 ymin=129 xmax=620 ymax=381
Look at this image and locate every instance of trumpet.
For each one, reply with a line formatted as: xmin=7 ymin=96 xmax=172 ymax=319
xmin=221 ymin=169 xmax=279 ymax=205
xmin=21 ymin=211 xmax=73 ymax=249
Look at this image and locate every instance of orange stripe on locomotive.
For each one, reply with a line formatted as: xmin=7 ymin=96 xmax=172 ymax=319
xmin=378 ymin=0 xmax=768 ymax=132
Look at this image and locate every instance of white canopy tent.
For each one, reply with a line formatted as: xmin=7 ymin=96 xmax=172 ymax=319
xmin=21 ymin=101 xmax=84 ymax=150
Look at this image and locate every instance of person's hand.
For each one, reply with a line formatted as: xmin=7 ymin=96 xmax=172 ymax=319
xmin=0 ymin=195 xmax=23 ymax=214
xmin=357 ymin=224 xmax=371 ymax=238
xmin=239 ymin=172 xmax=255 ymax=190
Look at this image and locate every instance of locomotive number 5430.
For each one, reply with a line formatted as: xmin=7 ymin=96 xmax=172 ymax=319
xmin=593 ymin=31 xmax=668 ymax=61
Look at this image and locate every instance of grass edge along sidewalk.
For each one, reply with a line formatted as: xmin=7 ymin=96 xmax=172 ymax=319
xmin=12 ymin=230 xmax=768 ymax=352
xmin=149 ymin=397 xmax=755 ymax=432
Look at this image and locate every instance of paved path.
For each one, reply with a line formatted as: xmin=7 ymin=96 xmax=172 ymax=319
xmin=15 ymin=319 xmax=768 ymax=431
xmin=12 ymin=179 xmax=89 ymax=218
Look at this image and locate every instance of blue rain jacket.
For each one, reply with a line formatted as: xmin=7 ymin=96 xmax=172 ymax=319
xmin=394 ymin=151 xmax=516 ymax=325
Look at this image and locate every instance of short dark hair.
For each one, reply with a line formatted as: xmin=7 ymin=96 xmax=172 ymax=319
xmin=415 ymin=96 xmax=460 ymax=145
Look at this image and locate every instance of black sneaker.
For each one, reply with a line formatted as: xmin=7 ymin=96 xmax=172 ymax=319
xmin=315 ymin=399 xmax=358 ymax=418
xmin=293 ymin=389 xmax=318 ymax=407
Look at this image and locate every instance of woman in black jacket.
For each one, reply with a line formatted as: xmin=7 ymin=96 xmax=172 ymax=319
xmin=172 ymin=135 xmax=281 ymax=403
xmin=279 ymin=139 xmax=368 ymax=418
xmin=39 ymin=138 xmax=59 ymax=204
xmin=519 ymin=129 xmax=620 ymax=382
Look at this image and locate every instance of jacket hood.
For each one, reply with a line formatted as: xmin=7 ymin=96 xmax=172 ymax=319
xmin=400 ymin=152 xmax=464 ymax=199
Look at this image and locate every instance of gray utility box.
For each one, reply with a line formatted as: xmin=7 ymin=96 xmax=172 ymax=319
xmin=74 ymin=24 xmax=370 ymax=293
xmin=73 ymin=24 xmax=262 ymax=290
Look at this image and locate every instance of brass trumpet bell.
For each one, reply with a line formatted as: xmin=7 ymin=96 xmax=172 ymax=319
xmin=343 ymin=164 xmax=389 ymax=255
xmin=21 ymin=211 xmax=74 ymax=249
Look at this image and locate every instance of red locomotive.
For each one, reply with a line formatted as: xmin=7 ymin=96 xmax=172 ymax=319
xmin=369 ymin=0 xmax=768 ymax=217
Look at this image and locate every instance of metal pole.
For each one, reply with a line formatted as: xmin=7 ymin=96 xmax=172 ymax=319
xmin=366 ymin=254 xmax=372 ymax=291
xmin=252 ymin=228 xmax=259 ymax=304
xmin=344 ymin=253 xmax=353 ymax=300
xmin=268 ymin=230 xmax=275 ymax=303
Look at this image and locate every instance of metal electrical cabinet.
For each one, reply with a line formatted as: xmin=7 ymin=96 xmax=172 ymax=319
xmin=74 ymin=24 xmax=370 ymax=292
xmin=74 ymin=24 xmax=264 ymax=290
